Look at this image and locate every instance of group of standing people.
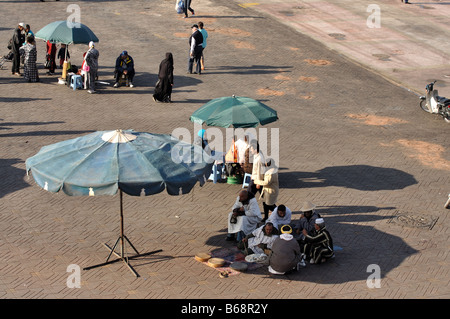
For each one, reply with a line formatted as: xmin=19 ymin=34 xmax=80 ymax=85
xmin=8 ymin=22 xmax=96 ymax=90
xmin=152 ymin=21 xmax=207 ymax=103
xmin=10 ymin=23 xmax=39 ymax=82
xmin=8 ymin=14 xmax=209 ymax=101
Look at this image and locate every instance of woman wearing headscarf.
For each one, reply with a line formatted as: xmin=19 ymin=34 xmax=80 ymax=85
xmin=19 ymin=35 xmax=39 ymax=82
xmin=153 ymin=52 xmax=174 ymax=103
xmin=46 ymin=40 xmax=57 ymax=75
xmin=84 ymin=41 xmax=99 ymax=94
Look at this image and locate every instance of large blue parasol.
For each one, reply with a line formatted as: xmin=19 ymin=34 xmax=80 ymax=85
xmin=25 ymin=129 xmax=214 ymax=276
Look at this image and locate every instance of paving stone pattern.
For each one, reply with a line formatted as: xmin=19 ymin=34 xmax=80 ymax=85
xmin=0 ymin=0 xmax=448 ymax=300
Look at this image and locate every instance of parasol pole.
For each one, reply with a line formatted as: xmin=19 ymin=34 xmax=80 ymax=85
xmin=61 ymin=42 xmax=71 ymax=81
xmin=120 ymin=189 xmax=125 ymax=259
xmin=83 ymin=186 xmax=162 ymax=277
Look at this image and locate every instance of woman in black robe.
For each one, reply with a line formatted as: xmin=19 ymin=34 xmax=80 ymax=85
xmin=153 ymin=53 xmax=174 ymax=103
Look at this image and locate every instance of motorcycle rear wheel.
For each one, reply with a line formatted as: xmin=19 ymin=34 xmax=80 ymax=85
xmin=420 ymin=100 xmax=432 ymax=113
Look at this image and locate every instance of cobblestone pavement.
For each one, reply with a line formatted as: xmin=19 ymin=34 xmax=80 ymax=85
xmin=245 ymin=0 xmax=450 ymax=97
xmin=0 ymin=0 xmax=449 ymax=304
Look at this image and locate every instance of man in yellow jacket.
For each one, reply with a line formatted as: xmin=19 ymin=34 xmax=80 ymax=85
xmin=254 ymin=158 xmax=279 ymax=222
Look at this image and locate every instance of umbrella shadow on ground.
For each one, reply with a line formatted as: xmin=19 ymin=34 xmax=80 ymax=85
xmin=95 ymin=71 xmax=202 ymax=92
xmin=278 ymin=165 xmax=418 ymax=191
xmin=170 ymin=98 xmax=213 ymax=104
xmin=0 ymin=120 xmax=64 ymax=130
xmin=0 ymin=76 xmax=35 ymax=85
xmin=205 ymin=65 xmax=293 ymax=76
xmin=195 ymin=14 xmax=266 ymax=19
xmin=410 ymin=2 xmax=450 ymax=4
xmin=205 ymin=205 xmax=418 ymax=283
xmin=0 ymin=158 xmax=29 ymax=198
xmin=0 ymin=129 xmax=95 ymax=138
xmin=0 ymin=96 xmax=52 ymax=103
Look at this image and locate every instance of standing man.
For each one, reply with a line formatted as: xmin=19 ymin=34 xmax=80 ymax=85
xmin=11 ymin=23 xmax=25 ymax=76
xmin=85 ymin=41 xmax=99 ymax=94
xmin=248 ymin=140 xmax=266 ymax=196
xmin=188 ymin=24 xmax=203 ymax=75
xmin=198 ymin=21 xmax=208 ymax=70
xmin=254 ymin=158 xmax=279 ymax=222
xmin=183 ymin=0 xmax=195 ymax=18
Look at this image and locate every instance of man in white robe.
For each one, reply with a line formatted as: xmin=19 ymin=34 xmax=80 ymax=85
xmin=266 ymin=205 xmax=292 ymax=231
xmin=240 ymin=221 xmax=279 ymax=255
xmin=227 ymin=189 xmax=262 ymax=242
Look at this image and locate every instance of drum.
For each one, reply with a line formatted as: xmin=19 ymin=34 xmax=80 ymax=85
xmin=230 ymin=261 xmax=248 ymax=272
xmin=208 ymin=258 xmax=225 ymax=268
xmin=194 ymin=253 xmax=211 ymax=262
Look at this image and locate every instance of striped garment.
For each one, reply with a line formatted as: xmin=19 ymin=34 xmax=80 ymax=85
xmin=303 ymin=226 xmax=334 ymax=264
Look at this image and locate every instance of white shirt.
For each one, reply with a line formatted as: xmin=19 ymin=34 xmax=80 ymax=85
xmin=267 ymin=206 xmax=292 ymax=229
xmin=228 ymin=196 xmax=262 ymax=235
xmin=248 ymin=224 xmax=279 ymax=254
xmin=251 ymin=152 xmax=265 ymax=181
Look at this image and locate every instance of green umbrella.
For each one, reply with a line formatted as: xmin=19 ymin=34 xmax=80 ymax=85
xmin=190 ymin=95 xmax=278 ymax=128
xmin=35 ymin=20 xmax=99 ymax=45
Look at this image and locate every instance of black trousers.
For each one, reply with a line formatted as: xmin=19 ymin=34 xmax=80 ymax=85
xmin=115 ymin=69 xmax=135 ymax=82
xmin=263 ymin=203 xmax=277 ymax=220
xmin=248 ymin=179 xmax=262 ymax=197
xmin=183 ymin=0 xmax=194 ymax=16
xmin=188 ymin=47 xmax=203 ymax=74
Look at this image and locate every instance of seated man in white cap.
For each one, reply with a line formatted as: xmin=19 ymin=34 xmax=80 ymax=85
xmin=239 ymin=220 xmax=279 ymax=255
xmin=295 ymin=201 xmax=321 ymax=239
xmin=301 ymin=218 xmax=334 ymax=264
xmin=227 ymin=189 xmax=262 ymax=243
xmin=268 ymin=225 xmax=303 ymax=275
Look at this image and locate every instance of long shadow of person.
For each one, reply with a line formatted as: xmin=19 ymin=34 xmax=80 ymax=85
xmin=278 ymin=165 xmax=418 ymax=191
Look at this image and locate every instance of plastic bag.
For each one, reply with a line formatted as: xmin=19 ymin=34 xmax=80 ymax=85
xmin=176 ymin=0 xmax=184 ymax=14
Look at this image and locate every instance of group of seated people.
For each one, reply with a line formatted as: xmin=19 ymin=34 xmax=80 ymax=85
xmin=226 ymin=189 xmax=334 ymax=275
